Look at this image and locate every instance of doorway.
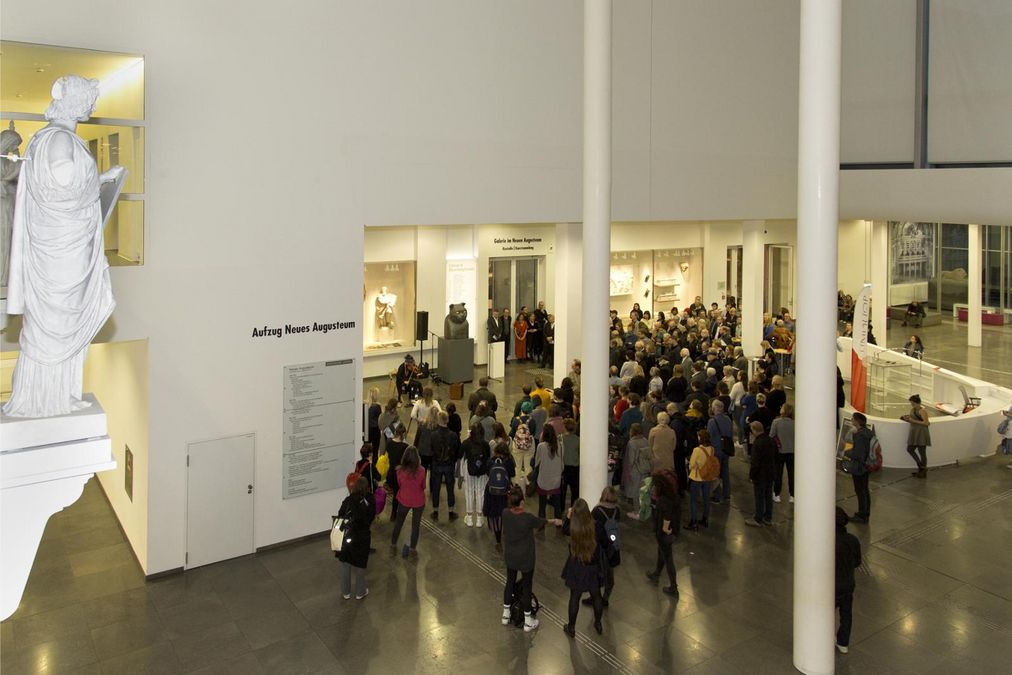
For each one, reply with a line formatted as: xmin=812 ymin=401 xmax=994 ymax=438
xmin=489 ymin=257 xmax=544 ymax=316
xmin=765 ymin=244 xmax=794 ymax=316
xmin=186 ymin=433 xmax=256 ymax=569
xmin=726 ymin=246 xmax=743 ymax=306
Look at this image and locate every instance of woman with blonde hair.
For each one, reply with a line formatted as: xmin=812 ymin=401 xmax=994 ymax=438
xmin=561 ymin=499 xmax=605 ymax=636
xmin=415 ymin=405 xmax=441 ymax=471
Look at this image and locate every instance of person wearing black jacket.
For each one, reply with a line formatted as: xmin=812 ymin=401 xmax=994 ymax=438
xmin=467 ymin=377 xmax=499 ymax=417
xmin=844 ymin=412 xmax=873 ymax=523
xmin=429 ymin=411 xmax=461 ymax=521
xmin=645 ymin=470 xmax=680 ymax=597
xmin=747 ymin=393 xmax=775 ymax=434
xmin=765 ymin=376 xmax=787 ymax=420
xmin=586 ymin=487 xmax=622 ymax=607
xmin=383 ymin=426 xmax=408 ymax=522
xmin=336 ymin=476 xmax=376 ymax=600
xmin=746 ymin=421 xmax=777 ymax=527
xmin=835 ymin=507 xmax=862 ymax=653
xmin=499 ymin=308 xmax=512 ymax=363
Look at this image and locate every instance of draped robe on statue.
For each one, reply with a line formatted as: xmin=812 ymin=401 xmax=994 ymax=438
xmin=3 ymin=125 xmax=114 ymax=418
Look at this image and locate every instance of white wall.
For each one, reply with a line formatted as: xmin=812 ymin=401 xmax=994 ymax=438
xmin=82 ymin=339 xmax=149 ymax=569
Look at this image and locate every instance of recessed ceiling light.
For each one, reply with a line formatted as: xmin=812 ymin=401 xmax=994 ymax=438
xmin=36 ymin=67 xmax=46 ymax=73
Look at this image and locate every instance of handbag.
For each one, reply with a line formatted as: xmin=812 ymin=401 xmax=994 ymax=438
xmin=330 ymin=517 xmax=349 ymax=552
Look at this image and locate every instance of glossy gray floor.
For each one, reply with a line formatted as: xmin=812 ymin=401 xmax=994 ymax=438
xmin=2 ymin=318 xmax=1010 ymax=674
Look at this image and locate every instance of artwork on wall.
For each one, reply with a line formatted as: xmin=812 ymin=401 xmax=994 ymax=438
xmin=889 ymin=222 xmax=935 ymax=283
xmin=609 ymin=265 xmax=634 ymax=297
xmin=363 ymin=261 xmax=416 ymax=351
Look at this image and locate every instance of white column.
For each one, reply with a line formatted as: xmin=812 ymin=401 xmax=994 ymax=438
xmin=742 ymin=220 xmax=765 ymax=358
xmin=580 ymin=0 xmax=611 ymax=503
xmin=794 ymin=1 xmax=841 ymax=674
xmin=967 ymin=224 xmax=982 ymax=347
xmin=870 ymin=220 xmax=888 ymax=343
xmin=554 ymin=223 xmax=583 ymax=386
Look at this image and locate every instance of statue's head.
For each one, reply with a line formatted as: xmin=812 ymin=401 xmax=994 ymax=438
xmin=1 ymin=122 xmax=22 ymax=154
xmin=45 ymin=75 xmax=100 ymax=122
xmin=447 ymin=303 xmax=467 ymax=324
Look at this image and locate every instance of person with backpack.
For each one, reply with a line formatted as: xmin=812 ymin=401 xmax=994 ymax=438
xmin=349 ymin=444 xmax=382 ymax=493
xmin=376 ymin=398 xmax=400 ymax=456
xmin=335 ymin=475 xmax=376 ymax=600
xmin=484 ymin=440 xmax=516 ymax=549
xmin=461 ymin=423 xmax=491 ymax=528
xmin=646 ymin=470 xmax=680 ymax=597
xmin=390 ymin=447 xmax=426 ymax=558
xmin=469 ymin=401 xmax=497 ymax=448
xmin=844 ymin=412 xmax=874 ymax=523
xmin=510 ymin=401 xmax=536 ymax=471
xmin=589 ymin=487 xmax=622 ymax=607
xmin=769 ymin=404 xmax=796 ymax=504
xmin=429 ymin=411 xmax=461 ymax=521
xmin=561 ymin=499 xmax=606 ymax=636
xmin=707 ymin=400 xmax=734 ymax=504
xmin=502 ymin=486 xmax=560 ymax=632
xmin=687 ymin=429 xmax=719 ymax=530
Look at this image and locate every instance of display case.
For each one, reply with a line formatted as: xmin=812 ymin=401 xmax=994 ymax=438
xmin=609 ymin=247 xmax=704 ymax=321
xmin=363 ymin=261 xmax=416 ymax=352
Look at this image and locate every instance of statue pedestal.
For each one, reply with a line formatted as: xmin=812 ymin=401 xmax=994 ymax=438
xmin=438 ymin=338 xmax=474 ymax=384
xmin=1 ymin=393 xmax=116 ymax=621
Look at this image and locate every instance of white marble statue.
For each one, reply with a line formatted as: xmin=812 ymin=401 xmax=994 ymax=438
xmin=1 ymin=121 xmax=23 ymax=289
xmin=375 ymin=286 xmax=397 ymax=329
xmin=2 ymin=75 xmax=124 ymax=418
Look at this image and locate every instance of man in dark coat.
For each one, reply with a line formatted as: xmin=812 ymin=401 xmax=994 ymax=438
xmin=487 ymin=309 xmax=503 ymax=344
xmin=499 ymin=308 xmax=512 ymax=363
xmin=468 ymin=377 xmax=499 ymax=417
xmin=746 ymin=421 xmax=777 ymax=526
xmin=835 ymin=507 xmax=862 ymax=653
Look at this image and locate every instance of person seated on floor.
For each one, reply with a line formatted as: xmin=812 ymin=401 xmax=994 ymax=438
xmin=902 ymin=301 xmax=926 ymax=328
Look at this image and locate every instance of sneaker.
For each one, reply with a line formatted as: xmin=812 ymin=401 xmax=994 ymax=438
xmin=431 ymin=511 xmax=439 ymax=521
xmin=342 ymin=593 xmax=351 ymax=600
xmin=562 ymin=623 xmax=575 ymax=638
xmin=465 ymin=514 xmax=474 ymax=527
xmin=700 ymin=517 xmax=709 ymax=528
xmin=789 ymin=496 xmax=795 ymax=504
xmin=745 ymin=518 xmax=763 ymax=527
xmin=524 ymin=614 xmax=539 ymax=632
xmin=773 ymin=494 xmax=781 ymax=503
xmin=401 ymin=544 xmax=410 ymax=558
xmin=662 ymin=586 xmax=679 ymax=597
xmin=836 ymin=643 xmax=849 ymax=654
xmin=646 ymin=571 xmax=661 ymax=583
xmin=448 ymin=511 xmax=460 ymax=521
xmin=477 ymin=516 xmax=485 ymax=528
xmin=501 ymin=605 xmax=511 ymax=625
xmin=594 ymin=620 xmax=603 ymax=635
xmin=355 ymin=588 xmax=369 ymax=600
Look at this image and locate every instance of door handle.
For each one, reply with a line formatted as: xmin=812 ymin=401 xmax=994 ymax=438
xmin=248 ymin=484 xmax=253 ymax=494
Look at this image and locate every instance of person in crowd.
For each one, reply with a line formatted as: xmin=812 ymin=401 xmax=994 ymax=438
xmin=411 ymin=387 xmax=442 ymax=431
xmin=648 ymin=411 xmax=676 ymax=473
xmin=902 ymin=300 xmax=926 ymax=328
xmin=384 ymin=424 xmax=409 ymax=522
xmin=684 ymin=381 xmax=710 ymax=419
xmin=567 ymin=359 xmax=582 ymax=393
xmin=499 ymin=307 xmax=512 ymax=362
xmin=902 ymin=334 xmax=925 ymax=360
xmin=510 ymin=400 xmax=536 ymax=470
xmin=766 ymin=375 xmax=787 ymax=418
xmin=623 ymin=423 xmax=650 ymax=517
xmin=836 ymin=366 xmax=846 ymax=430
xmin=395 ymin=354 xmax=422 ymax=405
xmin=429 ymin=411 xmax=461 ymax=520
xmin=843 ymin=411 xmax=873 ymax=523
xmin=541 ymin=313 xmax=556 ymax=368
xmin=366 ymin=387 xmax=382 ymax=462
xmin=770 ymin=319 xmax=795 ymax=350
xmin=560 ymin=418 xmax=581 ymax=508
xmin=484 ymin=440 xmax=516 ymax=548
xmin=769 ymin=404 xmax=796 ymax=504
xmin=1000 ymin=405 xmax=1012 ymax=469
xmin=687 ymin=429 xmax=716 ymax=530
xmin=531 ymin=377 xmax=553 ymax=412
xmin=391 ymin=446 xmax=426 ymax=557
xmin=609 ymin=365 xmax=624 ymax=388
xmin=645 ymin=470 xmax=680 ymax=597
xmin=667 ymin=405 xmax=691 ymax=496
xmin=530 ymin=394 xmax=549 ymax=438
xmin=738 ymin=382 xmax=759 ymax=446
xmin=492 ymin=421 xmax=511 ymax=451
xmin=543 ymin=403 xmax=566 ymax=440
xmin=618 ymin=393 xmax=644 ymax=438
xmin=353 ymin=443 xmax=382 ymax=492
xmin=414 ymin=406 xmax=439 ymax=470
xmin=528 ymin=302 xmax=545 ymax=363
xmin=468 ymin=376 xmax=499 ymax=417
xmin=561 ymin=499 xmax=606 ymax=637
xmin=336 ymin=475 xmax=376 ymax=600
xmin=835 ymin=507 xmax=862 ymax=653
xmin=502 ymin=486 xmax=560 ymax=632
xmin=512 ymin=384 xmax=533 ymax=419
xmin=747 ymin=421 xmax=777 ymax=527
xmin=553 ymin=388 xmax=575 ymax=420
xmin=729 ymin=370 xmax=747 ymax=416
xmin=589 ymin=487 xmax=621 ymax=607
xmin=619 ymin=351 xmax=639 ymax=383
xmin=648 ymin=367 xmax=664 ymax=395
xmin=535 ymin=425 xmax=565 ymax=519
xmin=469 ymin=401 xmax=497 ymax=447
xmin=665 ymin=364 xmax=688 ymax=405
xmin=706 ymin=400 xmax=734 ymax=504
xmin=613 ymin=386 xmax=632 ymax=422
xmin=461 ymin=423 xmax=491 ymax=528
xmin=377 ymin=398 xmax=400 ymax=456
xmin=487 ymin=308 xmax=503 ymax=345
xmin=747 ymin=392 xmax=775 ymax=435
xmin=445 ymin=401 xmax=462 ymax=436
xmin=903 ymin=394 xmax=931 ymax=478
xmin=513 ymin=311 xmax=529 ymax=361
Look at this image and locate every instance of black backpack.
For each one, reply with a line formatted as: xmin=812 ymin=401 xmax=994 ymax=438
xmin=509 ymin=591 xmax=540 ymax=628
xmin=487 ymin=459 xmax=511 ymax=495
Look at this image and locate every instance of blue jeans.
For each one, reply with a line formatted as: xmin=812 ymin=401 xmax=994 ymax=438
xmin=689 ymin=480 xmax=711 ymax=521
xmin=710 ymin=452 xmax=731 ymax=502
xmin=430 ymin=462 xmax=456 ymax=509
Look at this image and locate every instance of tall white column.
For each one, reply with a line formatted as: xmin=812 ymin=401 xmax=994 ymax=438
xmin=553 ymin=223 xmax=583 ymax=386
xmin=580 ymin=0 xmax=611 ymax=503
xmin=870 ymin=220 xmax=888 ymax=344
xmin=742 ymin=220 xmax=765 ymax=358
xmin=794 ymin=1 xmax=842 ymax=674
xmin=967 ymin=224 xmax=982 ymax=347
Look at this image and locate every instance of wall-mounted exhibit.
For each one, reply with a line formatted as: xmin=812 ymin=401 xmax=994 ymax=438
xmin=362 ymin=261 xmax=416 ymax=353
xmin=609 ymin=247 xmax=703 ymax=316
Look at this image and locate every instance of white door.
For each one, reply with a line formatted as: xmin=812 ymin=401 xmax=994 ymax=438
xmin=186 ymin=433 xmax=255 ymax=568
